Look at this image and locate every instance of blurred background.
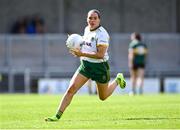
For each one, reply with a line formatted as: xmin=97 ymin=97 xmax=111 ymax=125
xmin=0 ymin=0 xmax=179 ymax=94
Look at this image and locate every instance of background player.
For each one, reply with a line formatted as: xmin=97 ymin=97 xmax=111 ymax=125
xmin=128 ymin=32 xmax=148 ymax=95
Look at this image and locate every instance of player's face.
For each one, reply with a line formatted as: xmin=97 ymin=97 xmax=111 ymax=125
xmin=87 ymin=12 xmax=100 ymax=30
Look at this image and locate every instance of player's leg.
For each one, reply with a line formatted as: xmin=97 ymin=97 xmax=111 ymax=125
xmin=58 ymin=72 xmax=89 ymax=112
xmin=96 ymin=81 xmax=116 ymax=100
xmin=45 ymin=71 xmax=89 ymax=121
xmin=137 ymin=68 xmax=145 ymax=94
xmin=130 ymin=69 xmax=138 ymax=95
xmin=96 ymin=73 xmax=126 ymax=101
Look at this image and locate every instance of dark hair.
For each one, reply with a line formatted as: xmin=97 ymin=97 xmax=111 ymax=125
xmin=88 ymin=9 xmax=101 ymax=19
xmin=132 ymin=32 xmax=141 ymax=41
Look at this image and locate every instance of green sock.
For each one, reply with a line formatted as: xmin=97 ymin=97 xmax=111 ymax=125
xmin=56 ymin=111 xmax=63 ymax=119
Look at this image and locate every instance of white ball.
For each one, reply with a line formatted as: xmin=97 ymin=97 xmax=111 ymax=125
xmin=66 ymin=34 xmax=83 ymax=49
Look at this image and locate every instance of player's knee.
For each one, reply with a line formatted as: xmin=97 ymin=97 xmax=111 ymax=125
xmin=66 ymin=84 xmax=77 ymax=96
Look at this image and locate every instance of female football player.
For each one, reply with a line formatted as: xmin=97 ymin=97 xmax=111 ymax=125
xmin=128 ymin=32 xmax=148 ymax=95
xmin=45 ymin=9 xmax=126 ymax=121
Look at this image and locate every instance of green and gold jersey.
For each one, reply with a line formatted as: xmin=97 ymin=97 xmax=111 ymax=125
xmin=129 ymin=40 xmax=148 ymax=65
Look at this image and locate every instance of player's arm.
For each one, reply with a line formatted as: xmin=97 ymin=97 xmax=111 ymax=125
xmin=70 ymin=44 xmax=108 ymax=59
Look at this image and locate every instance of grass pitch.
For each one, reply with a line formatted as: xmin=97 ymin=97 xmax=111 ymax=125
xmin=0 ymin=94 xmax=180 ymax=129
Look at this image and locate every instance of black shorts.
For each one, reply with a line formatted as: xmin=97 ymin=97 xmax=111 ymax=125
xmin=133 ymin=63 xmax=145 ymax=70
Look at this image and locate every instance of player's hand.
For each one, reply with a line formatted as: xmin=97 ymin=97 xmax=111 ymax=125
xmin=69 ymin=48 xmax=82 ymax=57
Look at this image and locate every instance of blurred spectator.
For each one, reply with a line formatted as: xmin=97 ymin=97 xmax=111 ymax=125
xmin=26 ymin=18 xmax=36 ymax=34
xmin=33 ymin=15 xmax=46 ymax=33
xmin=10 ymin=15 xmax=46 ymax=34
xmin=10 ymin=17 xmax=28 ymax=34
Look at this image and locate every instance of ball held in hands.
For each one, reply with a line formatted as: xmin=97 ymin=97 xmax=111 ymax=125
xmin=66 ymin=34 xmax=84 ymax=49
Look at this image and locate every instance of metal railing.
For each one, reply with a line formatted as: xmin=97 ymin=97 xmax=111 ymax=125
xmin=0 ymin=33 xmax=180 ymax=93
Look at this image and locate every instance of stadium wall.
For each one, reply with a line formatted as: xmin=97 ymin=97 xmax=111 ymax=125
xmin=0 ymin=0 xmax=179 ymax=33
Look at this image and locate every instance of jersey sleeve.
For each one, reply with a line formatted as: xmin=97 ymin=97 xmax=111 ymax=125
xmin=97 ymin=32 xmax=109 ymax=47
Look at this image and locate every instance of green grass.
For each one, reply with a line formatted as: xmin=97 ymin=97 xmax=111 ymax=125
xmin=0 ymin=94 xmax=180 ymax=129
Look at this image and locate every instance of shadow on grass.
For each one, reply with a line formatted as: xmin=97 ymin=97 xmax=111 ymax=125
xmin=124 ymin=117 xmax=180 ymax=120
xmin=64 ymin=117 xmax=180 ymax=122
